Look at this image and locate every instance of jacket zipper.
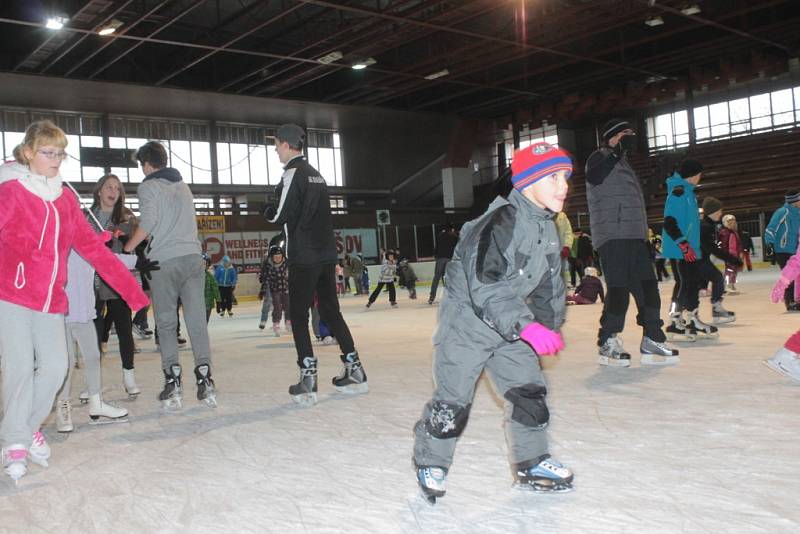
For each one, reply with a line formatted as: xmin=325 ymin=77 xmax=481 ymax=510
xmin=42 ymin=201 xmax=60 ymax=313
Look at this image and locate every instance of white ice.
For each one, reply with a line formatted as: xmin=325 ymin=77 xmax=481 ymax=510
xmin=1 ymin=269 xmax=799 ymax=533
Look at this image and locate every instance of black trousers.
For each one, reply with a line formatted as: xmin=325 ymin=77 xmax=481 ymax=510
xmin=289 ymin=263 xmax=356 ymax=366
xmin=369 ymin=282 xmax=396 ymax=304
xmin=95 ymin=298 xmax=135 ymax=370
xmin=696 ymin=258 xmax=724 ymax=303
xmin=669 ymin=259 xmax=700 ymax=312
xmin=597 ymin=239 xmax=665 ymax=345
xmin=776 ymin=253 xmax=795 ymax=308
xmin=655 ymin=258 xmax=669 ymax=281
xmin=218 ymin=286 xmax=234 ymax=312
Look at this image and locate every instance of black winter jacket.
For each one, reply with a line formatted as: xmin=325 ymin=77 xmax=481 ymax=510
xmin=265 ymin=156 xmax=337 ymax=267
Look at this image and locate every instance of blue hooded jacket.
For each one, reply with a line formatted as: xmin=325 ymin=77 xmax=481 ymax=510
xmin=764 ymin=203 xmax=800 ymax=254
xmin=661 ymin=172 xmax=701 ymax=260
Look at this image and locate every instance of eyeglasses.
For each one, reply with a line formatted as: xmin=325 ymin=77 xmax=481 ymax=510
xmin=37 ymin=149 xmax=68 ymax=161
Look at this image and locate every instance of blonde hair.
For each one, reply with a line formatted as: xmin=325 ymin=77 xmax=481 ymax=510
xmin=21 ymin=120 xmax=68 ymax=162
xmin=12 ymin=144 xmax=24 ymax=164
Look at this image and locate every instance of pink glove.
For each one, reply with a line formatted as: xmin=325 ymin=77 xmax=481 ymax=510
xmin=520 ymin=323 xmax=564 ymax=356
xmin=99 ymin=230 xmax=112 ymax=242
xmin=771 ymin=276 xmax=792 ymax=303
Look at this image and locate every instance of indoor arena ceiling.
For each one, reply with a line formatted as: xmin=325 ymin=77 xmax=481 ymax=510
xmin=0 ymin=0 xmax=798 ymax=118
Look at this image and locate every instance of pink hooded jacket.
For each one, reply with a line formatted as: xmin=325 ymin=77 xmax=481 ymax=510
xmin=0 ymin=171 xmax=148 ymax=314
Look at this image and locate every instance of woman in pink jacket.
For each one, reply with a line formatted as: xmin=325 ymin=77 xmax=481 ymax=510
xmin=0 ymin=120 xmax=148 ymax=484
xmin=718 ymin=214 xmax=742 ymax=294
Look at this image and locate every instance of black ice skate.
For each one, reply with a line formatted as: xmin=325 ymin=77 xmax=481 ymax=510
xmin=514 ymin=455 xmax=574 ymax=493
xmin=598 ymin=336 xmax=631 ymax=367
xmin=712 ymin=301 xmax=736 ymax=324
xmin=417 ymin=465 xmax=447 ymax=504
xmin=685 ymin=310 xmax=718 ymax=339
xmin=158 ymin=364 xmax=183 ymax=411
xmin=640 ymin=337 xmax=680 ymax=366
xmin=194 ymin=364 xmax=217 ymax=408
xmin=666 ymin=313 xmax=697 ymax=342
xmin=289 ymin=357 xmax=318 ymax=406
xmin=332 ymin=351 xmax=369 ymax=394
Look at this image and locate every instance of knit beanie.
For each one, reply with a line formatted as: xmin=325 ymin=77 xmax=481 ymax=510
xmin=785 ymin=190 xmax=800 ymax=204
xmin=702 ymin=197 xmax=722 ymax=215
xmin=510 ymin=142 xmax=572 ymax=192
xmin=679 ymin=159 xmax=704 ymax=179
xmin=601 ymin=118 xmax=631 ymax=142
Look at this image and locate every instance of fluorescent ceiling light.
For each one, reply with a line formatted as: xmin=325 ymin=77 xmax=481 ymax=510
xmin=644 ymin=16 xmax=664 ymax=27
xmin=317 ymin=51 xmax=343 ymax=65
xmin=98 ymin=19 xmax=123 ymax=36
xmin=351 ymin=58 xmax=376 ymax=70
xmin=681 ymin=4 xmax=701 ymax=15
xmin=45 ymin=16 xmax=68 ymax=30
xmin=424 ymin=68 xmax=450 ymax=80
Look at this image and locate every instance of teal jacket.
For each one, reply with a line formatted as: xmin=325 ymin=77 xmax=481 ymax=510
xmin=764 ymin=203 xmax=800 ymax=254
xmin=661 ymin=172 xmax=701 ymax=260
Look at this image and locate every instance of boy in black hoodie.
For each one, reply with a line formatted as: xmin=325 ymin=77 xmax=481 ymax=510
xmin=699 ymin=197 xmax=740 ymax=323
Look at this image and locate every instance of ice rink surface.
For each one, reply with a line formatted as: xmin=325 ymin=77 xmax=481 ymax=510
xmin=1 ymin=268 xmax=799 ymax=533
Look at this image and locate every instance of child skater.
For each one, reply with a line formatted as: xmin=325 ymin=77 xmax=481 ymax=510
xmin=766 ymin=252 xmax=800 ymax=382
xmin=412 ymin=142 xmax=573 ymax=504
xmin=397 ymin=259 xmax=418 ymax=300
xmin=718 ymin=214 xmax=742 ymax=294
xmin=566 ymin=267 xmax=604 ymax=305
xmin=203 ymin=253 xmax=220 ymax=323
xmin=0 ymin=120 xmax=148 ymax=484
xmin=365 ymin=252 xmax=397 ymax=308
xmin=265 ymin=246 xmax=291 ymax=336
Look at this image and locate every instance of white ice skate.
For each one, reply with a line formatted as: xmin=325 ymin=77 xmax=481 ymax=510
xmin=514 ymin=456 xmax=574 ymax=493
xmin=56 ymin=400 xmax=74 ymax=433
xmin=763 ymin=348 xmax=800 ymax=384
xmin=89 ymin=394 xmax=129 ymax=425
xmin=2 ymin=445 xmax=28 ymax=485
xmin=123 ymin=368 xmax=141 ymax=397
xmin=28 ymin=431 xmax=50 ymax=468
xmin=685 ymin=310 xmax=718 ymax=339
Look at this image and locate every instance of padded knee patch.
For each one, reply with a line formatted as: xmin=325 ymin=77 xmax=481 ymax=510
xmin=504 ymin=384 xmax=549 ymax=428
xmin=425 ymin=400 xmax=471 ymax=439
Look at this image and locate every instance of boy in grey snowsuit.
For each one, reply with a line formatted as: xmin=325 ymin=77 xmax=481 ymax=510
xmin=413 ymin=142 xmax=574 ymax=503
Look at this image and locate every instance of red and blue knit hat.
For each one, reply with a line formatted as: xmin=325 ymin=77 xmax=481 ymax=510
xmin=511 ymin=142 xmax=572 ymax=192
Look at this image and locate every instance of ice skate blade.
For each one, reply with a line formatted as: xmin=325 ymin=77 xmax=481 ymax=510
xmin=334 ymin=382 xmax=369 ymax=394
xmin=514 ymin=480 xmax=574 ymax=493
xmin=201 ymin=394 xmax=218 ymax=408
xmin=694 ymin=331 xmax=719 ymax=339
xmin=88 ymin=416 xmax=129 ymax=425
xmin=712 ymin=316 xmax=736 ymax=324
xmin=162 ymin=397 xmax=183 ymax=411
xmin=762 ymin=359 xmax=800 ymax=384
xmin=290 ymin=392 xmax=318 ymax=406
xmin=420 ymin=489 xmax=444 ymax=505
xmin=28 ymin=455 xmax=48 ymax=468
xmin=641 ymin=354 xmax=680 ymax=366
xmin=666 ymin=333 xmax=696 ymax=342
xmin=597 ymin=356 xmax=630 ymax=368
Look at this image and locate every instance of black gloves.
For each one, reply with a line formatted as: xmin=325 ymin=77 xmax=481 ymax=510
xmin=135 ymin=256 xmax=160 ymax=281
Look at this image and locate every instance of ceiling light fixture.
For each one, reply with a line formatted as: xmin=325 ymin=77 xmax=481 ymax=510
xmin=45 ymin=15 xmax=69 ymax=30
xmin=317 ymin=51 xmax=343 ymax=65
xmin=98 ymin=19 xmax=123 ymax=36
xmin=644 ymin=16 xmax=664 ymax=27
xmin=351 ymin=58 xmax=376 ymax=70
xmin=424 ymin=68 xmax=450 ymax=80
xmin=680 ymin=4 xmax=702 ymax=15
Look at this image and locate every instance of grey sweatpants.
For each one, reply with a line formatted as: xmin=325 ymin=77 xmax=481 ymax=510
xmin=58 ymin=322 xmax=103 ymax=401
xmin=0 ymin=301 xmax=69 ymax=448
xmin=149 ymin=254 xmax=211 ymax=370
xmin=413 ymin=307 xmax=549 ymax=469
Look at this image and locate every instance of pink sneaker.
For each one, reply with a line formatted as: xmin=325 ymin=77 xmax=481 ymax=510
xmin=3 ymin=445 xmax=27 ymax=483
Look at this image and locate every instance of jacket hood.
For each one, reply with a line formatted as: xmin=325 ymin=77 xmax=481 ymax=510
xmin=665 ymin=172 xmax=694 ymax=195
xmin=0 ymin=161 xmax=64 ymax=201
xmin=143 ymin=167 xmax=183 ymax=183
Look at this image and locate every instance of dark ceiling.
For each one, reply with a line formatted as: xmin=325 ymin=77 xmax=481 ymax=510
xmin=0 ymin=0 xmax=798 ymax=118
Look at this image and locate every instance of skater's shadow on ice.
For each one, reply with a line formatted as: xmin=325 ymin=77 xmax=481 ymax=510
xmin=585 ymin=366 xmax=664 ymax=392
xmin=254 ymin=342 xmax=297 ymax=351
xmin=0 ymin=477 xmax=48 ymax=496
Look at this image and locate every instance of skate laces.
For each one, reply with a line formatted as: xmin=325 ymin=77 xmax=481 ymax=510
xmin=5 ymin=448 xmax=27 ymax=462
xmin=32 ymin=432 xmax=46 ymax=448
xmin=59 ymin=401 xmax=72 ymax=419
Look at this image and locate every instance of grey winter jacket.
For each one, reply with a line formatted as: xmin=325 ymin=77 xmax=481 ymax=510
xmin=440 ymin=188 xmax=566 ymax=342
xmin=585 ymin=147 xmax=648 ymax=249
